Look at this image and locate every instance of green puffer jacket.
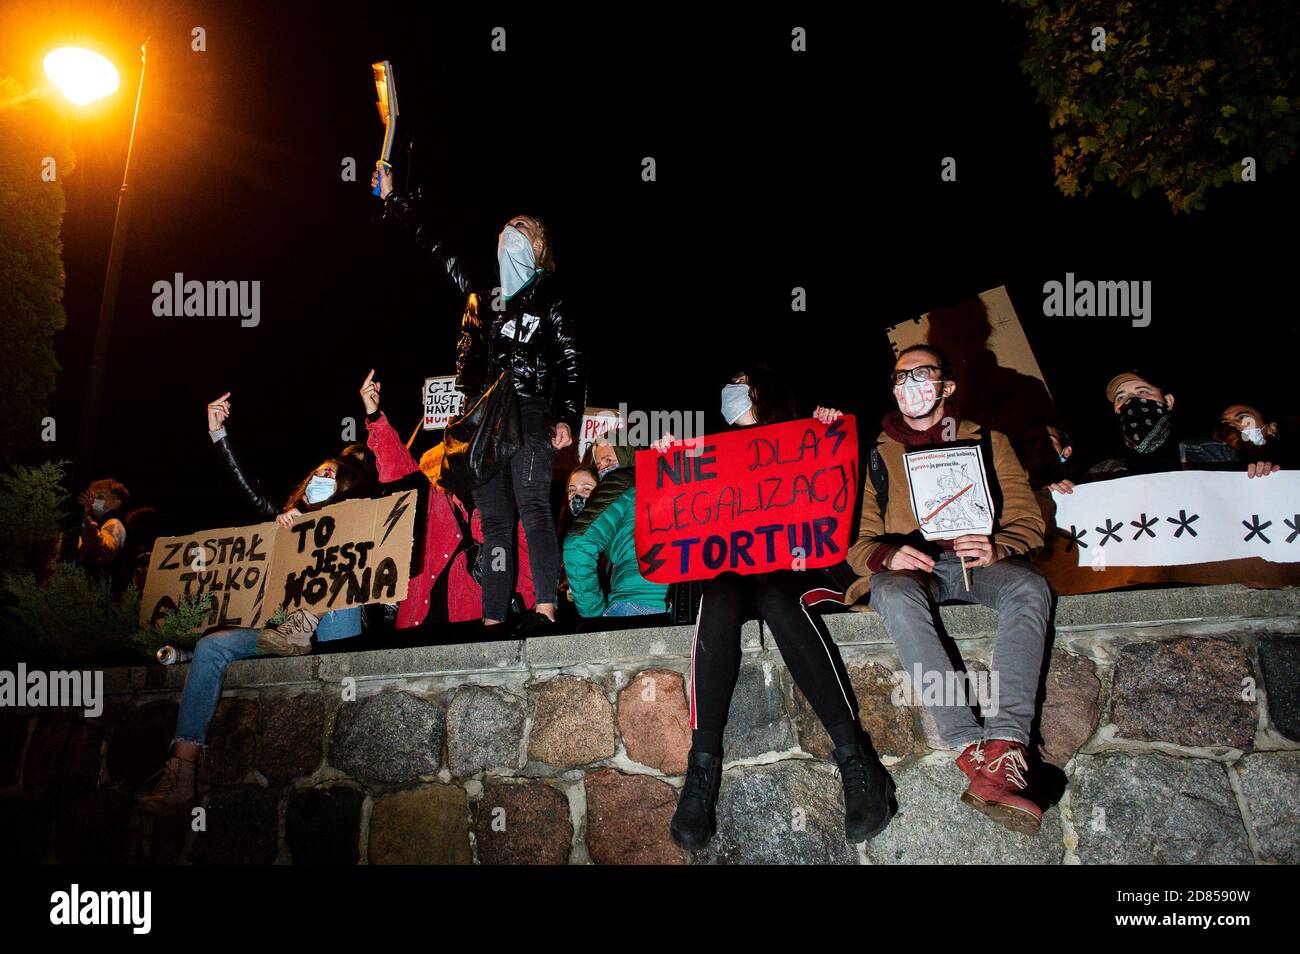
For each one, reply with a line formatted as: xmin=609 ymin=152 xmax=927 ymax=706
xmin=563 ymin=444 xmax=668 ymax=617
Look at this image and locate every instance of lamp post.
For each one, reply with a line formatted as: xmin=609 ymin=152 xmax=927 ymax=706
xmin=46 ymin=40 xmax=148 ymax=486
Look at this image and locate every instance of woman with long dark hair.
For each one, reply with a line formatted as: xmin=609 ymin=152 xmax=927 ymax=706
xmin=668 ymin=368 xmax=896 ymax=849
xmin=137 ymin=393 xmax=377 ymax=811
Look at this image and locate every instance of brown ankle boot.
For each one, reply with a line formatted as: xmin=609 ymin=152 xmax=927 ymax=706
xmin=137 ymin=755 xmax=197 ymax=813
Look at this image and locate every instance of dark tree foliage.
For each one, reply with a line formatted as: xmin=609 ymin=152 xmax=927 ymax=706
xmin=1007 ymin=0 xmax=1299 ymax=211
xmin=0 ymin=74 xmax=76 ymax=461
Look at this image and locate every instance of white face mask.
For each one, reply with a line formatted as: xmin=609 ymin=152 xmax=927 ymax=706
xmin=721 ymin=382 xmax=753 ymax=425
xmin=498 ymin=225 xmax=538 ymax=299
xmin=305 ymin=475 xmax=337 ymax=505
xmin=894 ymin=380 xmax=941 ymax=418
xmin=1237 ymin=415 xmax=1268 ymax=447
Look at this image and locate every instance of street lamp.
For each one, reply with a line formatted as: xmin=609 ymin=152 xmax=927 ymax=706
xmin=43 ymin=47 xmax=120 ymax=105
xmin=47 ymin=40 xmax=149 ymax=488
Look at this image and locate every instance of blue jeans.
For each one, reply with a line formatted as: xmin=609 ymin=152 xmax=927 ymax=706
xmin=172 ymin=608 xmax=362 ymax=745
xmin=173 ymin=627 xmax=261 ymax=746
xmin=604 ymin=601 xmax=664 ymax=617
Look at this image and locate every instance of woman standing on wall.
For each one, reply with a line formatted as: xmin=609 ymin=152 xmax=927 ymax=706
xmin=374 ymin=169 xmax=583 ymax=636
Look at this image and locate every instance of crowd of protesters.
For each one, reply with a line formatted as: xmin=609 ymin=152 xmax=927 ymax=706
xmin=115 ymin=171 xmax=1293 ymax=846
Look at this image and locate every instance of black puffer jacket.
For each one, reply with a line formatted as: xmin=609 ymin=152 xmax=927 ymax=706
xmin=381 ymin=191 xmax=584 ymax=432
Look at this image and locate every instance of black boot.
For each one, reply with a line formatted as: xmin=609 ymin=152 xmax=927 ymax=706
xmin=833 ymin=738 xmax=897 ymax=842
xmin=670 ymin=750 xmax=723 ymax=850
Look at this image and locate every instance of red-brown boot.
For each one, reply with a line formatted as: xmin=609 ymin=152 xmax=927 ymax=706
xmin=959 ymin=739 xmax=1042 ymax=835
xmin=955 ymin=742 xmax=985 ymax=781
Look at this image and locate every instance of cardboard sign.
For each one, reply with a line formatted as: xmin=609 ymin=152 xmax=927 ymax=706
xmin=423 ymin=375 xmax=465 ymax=430
xmin=1053 ymin=471 xmax=1300 ymax=567
xmin=903 ymin=446 xmax=995 ymax=540
xmin=578 ymin=406 xmax=625 ymax=461
xmin=140 ymin=492 xmax=418 ymax=632
xmin=887 ymin=285 xmax=1052 ymax=395
xmin=634 ymin=416 xmax=859 ymax=583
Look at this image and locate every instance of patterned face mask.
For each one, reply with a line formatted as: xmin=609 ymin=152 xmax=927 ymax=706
xmin=893 ymin=379 xmax=940 ymax=418
xmin=569 ymin=493 xmax=588 ymax=517
xmin=1118 ymin=397 xmax=1173 ymax=453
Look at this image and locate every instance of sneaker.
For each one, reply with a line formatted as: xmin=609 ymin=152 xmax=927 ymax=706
xmin=955 ymin=742 xmax=985 ymax=780
xmin=833 ymin=740 xmax=897 ymax=842
xmin=959 ymin=739 xmax=1042 ymax=834
xmin=670 ymin=750 xmax=723 ymax=850
xmin=137 ymin=756 xmax=197 ymax=814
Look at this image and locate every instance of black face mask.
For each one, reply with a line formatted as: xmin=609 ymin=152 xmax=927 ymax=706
xmin=569 ymin=494 xmax=588 ymax=517
xmin=1118 ymin=397 xmax=1173 ymax=453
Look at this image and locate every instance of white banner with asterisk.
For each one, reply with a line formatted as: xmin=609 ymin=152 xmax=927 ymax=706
xmin=1052 ymin=471 xmax=1300 ymax=567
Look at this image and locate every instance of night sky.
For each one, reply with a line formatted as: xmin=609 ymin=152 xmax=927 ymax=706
xmin=3 ymin=1 xmax=1296 ymax=534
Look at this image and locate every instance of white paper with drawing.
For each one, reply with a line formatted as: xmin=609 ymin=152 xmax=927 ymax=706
xmin=903 ymin=446 xmax=994 ymax=540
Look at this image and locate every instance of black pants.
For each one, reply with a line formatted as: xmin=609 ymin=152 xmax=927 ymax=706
xmin=474 ymin=396 xmax=560 ymax=620
xmin=690 ymin=570 xmax=859 ymax=755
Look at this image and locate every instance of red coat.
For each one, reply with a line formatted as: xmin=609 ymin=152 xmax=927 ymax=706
xmin=367 ymin=412 xmax=534 ymax=627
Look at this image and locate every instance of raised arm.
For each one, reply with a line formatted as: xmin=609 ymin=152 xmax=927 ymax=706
xmin=207 ymin=392 xmax=280 ymax=521
xmin=373 ymin=170 xmax=484 ymax=299
xmin=360 ymin=369 xmax=422 ymax=484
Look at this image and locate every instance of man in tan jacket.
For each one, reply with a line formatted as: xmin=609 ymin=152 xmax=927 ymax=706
xmin=847 ymin=343 xmax=1052 ymax=834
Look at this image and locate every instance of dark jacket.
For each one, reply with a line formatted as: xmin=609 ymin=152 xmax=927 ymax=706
xmin=381 ymin=191 xmax=584 ymax=432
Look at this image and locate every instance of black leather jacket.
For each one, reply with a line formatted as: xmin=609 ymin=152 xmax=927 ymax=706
xmin=212 ymin=431 xmax=281 ymax=520
xmin=380 ymin=191 xmax=584 ymax=432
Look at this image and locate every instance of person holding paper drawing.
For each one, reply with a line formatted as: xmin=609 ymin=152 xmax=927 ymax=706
xmin=845 ymin=344 xmax=1052 ymax=835
xmin=667 ymin=368 xmax=896 ymax=850
xmin=374 ymin=169 xmax=582 ymax=637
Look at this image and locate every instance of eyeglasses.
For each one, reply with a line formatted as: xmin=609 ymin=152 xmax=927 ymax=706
xmin=891 ymin=365 xmax=942 ymax=386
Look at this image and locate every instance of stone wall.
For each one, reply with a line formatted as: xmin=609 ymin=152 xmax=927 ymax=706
xmin=2 ymin=584 xmax=1297 ymax=865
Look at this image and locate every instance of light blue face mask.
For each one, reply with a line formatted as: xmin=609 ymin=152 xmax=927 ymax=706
xmin=305 ymin=475 xmax=336 ymax=505
xmin=498 ymin=225 xmax=538 ymax=300
xmin=721 ymin=382 xmax=753 ymax=425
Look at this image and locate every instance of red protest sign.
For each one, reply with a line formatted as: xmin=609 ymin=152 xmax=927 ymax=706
xmin=634 ymin=416 xmax=859 ymax=583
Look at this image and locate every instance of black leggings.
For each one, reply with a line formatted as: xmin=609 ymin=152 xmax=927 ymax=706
xmin=475 ymin=396 xmax=560 ymax=620
xmin=689 ymin=570 xmax=859 ymax=756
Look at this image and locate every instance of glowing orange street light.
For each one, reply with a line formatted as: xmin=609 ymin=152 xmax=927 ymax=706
xmin=43 ymin=46 xmax=120 ymax=105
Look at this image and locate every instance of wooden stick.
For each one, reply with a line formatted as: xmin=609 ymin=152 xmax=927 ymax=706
xmin=960 ymin=552 xmax=971 ymax=592
xmin=405 ymin=419 xmax=423 ymax=450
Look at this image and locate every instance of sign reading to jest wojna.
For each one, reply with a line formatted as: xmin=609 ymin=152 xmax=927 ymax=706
xmin=140 ymin=492 xmax=417 ymax=632
xmin=634 ymin=417 xmax=859 ymax=583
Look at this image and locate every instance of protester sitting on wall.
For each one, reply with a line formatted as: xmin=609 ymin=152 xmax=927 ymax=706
xmin=137 ymin=393 xmax=379 ymax=812
xmin=358 ymin=370 xmax=535 ymax=632
xmin=846 ymin=343 xmax=1052 ymax=835
xmin=667 ymin=366 xmax=894 ymax=850
xmin=74 ymin=478 xmax=130 ymax=571
xmin=563 ymin=440 xmax=668 ymax=618
xmin=1053 ymin=372 xmax=1279 ymax=493
xmin=1217 ymin=403 xmax=1296 ymax=470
